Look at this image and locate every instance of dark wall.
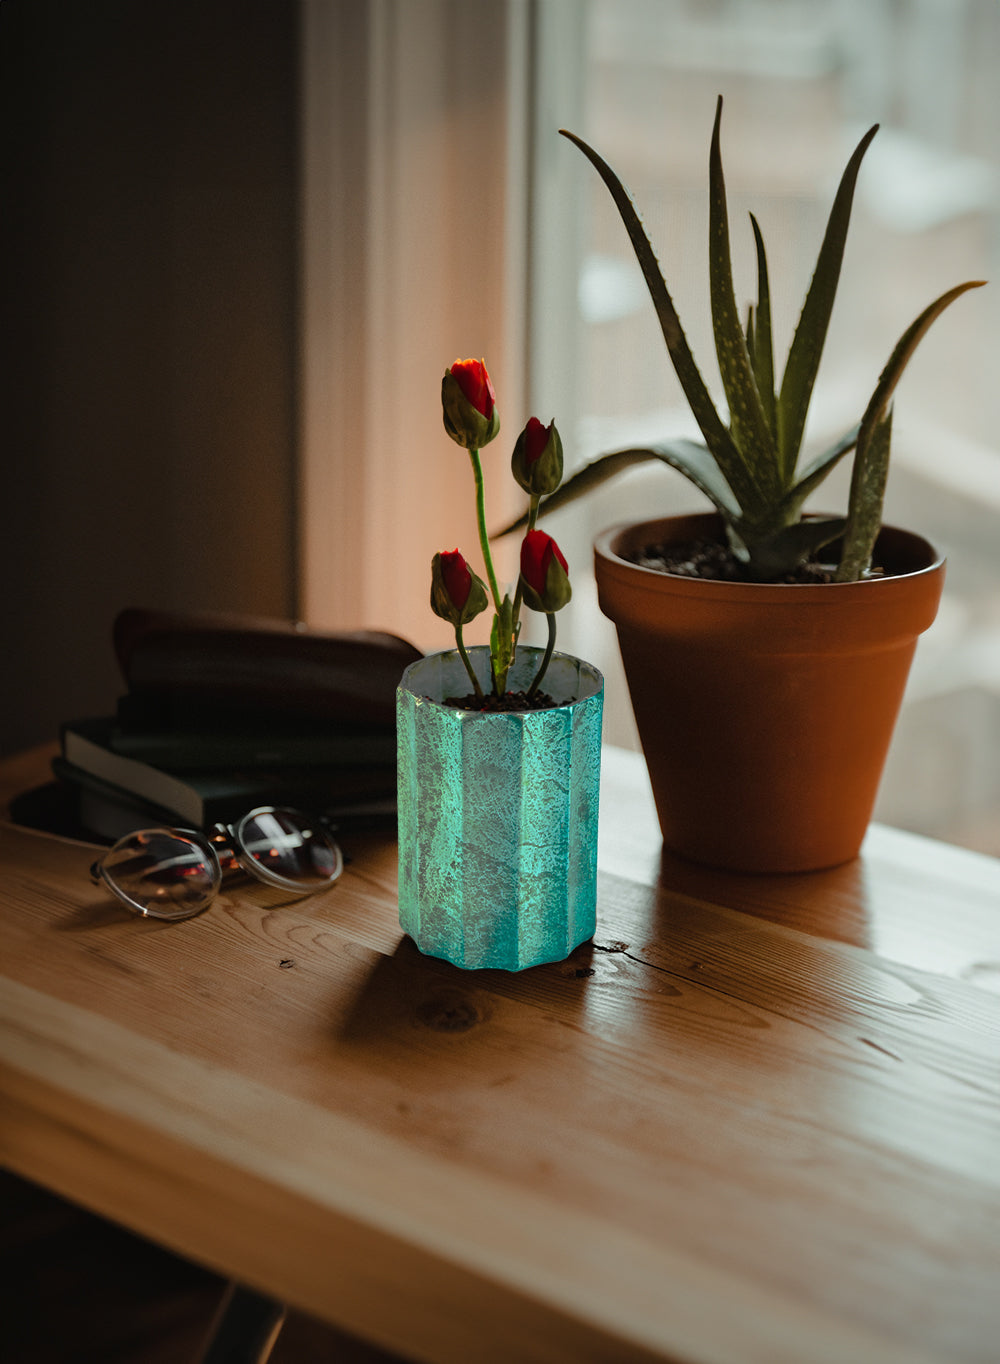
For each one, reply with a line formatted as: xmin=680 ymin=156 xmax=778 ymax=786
xmin=1 ymin=1 xmax=300 ymax=757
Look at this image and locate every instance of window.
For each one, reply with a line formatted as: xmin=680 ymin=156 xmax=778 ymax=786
xmin=530 ymin=0 xmax=1000 ymax=853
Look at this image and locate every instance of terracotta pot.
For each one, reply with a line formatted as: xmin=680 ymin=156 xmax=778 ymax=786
xmin=594 ymin=513 xmax=945 ymax=873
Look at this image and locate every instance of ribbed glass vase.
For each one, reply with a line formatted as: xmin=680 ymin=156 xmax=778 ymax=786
xmin=396 ymin=646 xmax=604 ymax=971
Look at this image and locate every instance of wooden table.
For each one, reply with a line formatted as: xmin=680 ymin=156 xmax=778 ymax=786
xmin=1 ymin=743 xmax=999 ymax=1364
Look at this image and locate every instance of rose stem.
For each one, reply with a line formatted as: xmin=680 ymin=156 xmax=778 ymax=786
xmin=527 ymin=612 xmax=556 ymax=697
xmin=455 ymin=622 xmax=483 ymax=698
xmin=469 ymin=448 xmax=503 ymax=614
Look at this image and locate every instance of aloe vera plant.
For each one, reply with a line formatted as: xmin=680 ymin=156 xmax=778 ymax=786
xmin=532 ymin=97 xmax=983 ymax=582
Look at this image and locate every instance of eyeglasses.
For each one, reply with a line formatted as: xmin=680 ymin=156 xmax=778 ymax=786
xmin=90 ymin=806 xmax=344 ymax=921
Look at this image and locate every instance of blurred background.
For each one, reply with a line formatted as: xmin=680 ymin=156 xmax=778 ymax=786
xmin=3 ymin=0 xmax=999 ymax=851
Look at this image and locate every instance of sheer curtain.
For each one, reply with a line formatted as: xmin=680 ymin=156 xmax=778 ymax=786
xmin=298 ymin=0 xmax=531 ymax=653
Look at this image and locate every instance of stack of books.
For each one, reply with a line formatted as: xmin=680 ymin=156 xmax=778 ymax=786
xmin=54 ymin=607 xmax=423 ymax=841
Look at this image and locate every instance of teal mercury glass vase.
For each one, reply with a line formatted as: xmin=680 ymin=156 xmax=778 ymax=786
xmin=396 ymin=646 xmax=604 ymax=971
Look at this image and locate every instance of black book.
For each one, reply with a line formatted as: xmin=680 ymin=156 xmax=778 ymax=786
xmin=112 ymin=607 xmax=422 ymax=726
xmin=50 ymin=607 xmax=417 ymax=840
xmin=58 ymin=717 xmax=399 ymax=828
xmin=52 ymin=755 xmax=398 ymax=842
xmin=74 ymin=709 xmax=398 ymax=772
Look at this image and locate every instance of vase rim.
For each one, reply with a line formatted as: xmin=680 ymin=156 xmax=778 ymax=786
xmin=399 ymin=646 xmax=604 ymax=712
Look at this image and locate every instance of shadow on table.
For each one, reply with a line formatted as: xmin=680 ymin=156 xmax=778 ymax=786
xmin=338 ymin=930 xmax=597 ymax=1051
xmin=652 ymin=845 xmax=875 ymax=951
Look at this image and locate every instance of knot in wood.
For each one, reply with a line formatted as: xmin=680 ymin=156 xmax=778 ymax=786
xmin=415 ymin=988 xmax=488 ymax=1033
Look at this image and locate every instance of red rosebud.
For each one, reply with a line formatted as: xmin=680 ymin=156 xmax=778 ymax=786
xmin=519 ymin=529 xmax=572 ymax=612
xmin=430 ymin=549 xmax=489 ymax=626
xmin=524 ymin=417 xmax=549 ymax=462
xmin=520 ymin=529 xmax=566 ymax=593
xmin=441 ymin=358 xmax=500 ymax=449
xmin=450 ymin=358 xmax=495 ymax=420
xmin=511 ymin=417 xmax=563 ymax=496
xmin=440 ymin=549 xmax=471 ymax=610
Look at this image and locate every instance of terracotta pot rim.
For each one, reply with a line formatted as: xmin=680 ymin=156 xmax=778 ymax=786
xmin=594 ymin=513 xmax=944 ymax=601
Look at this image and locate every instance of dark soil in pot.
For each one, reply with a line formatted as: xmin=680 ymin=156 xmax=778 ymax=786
xmin=627 ymin=531 xmax=891 ymax=585
xmin=442 ymin=689 xmax=559 ymax=712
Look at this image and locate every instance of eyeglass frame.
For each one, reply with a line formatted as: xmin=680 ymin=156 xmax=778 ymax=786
xmin=90 ymin=805 xmax=344 ymax=921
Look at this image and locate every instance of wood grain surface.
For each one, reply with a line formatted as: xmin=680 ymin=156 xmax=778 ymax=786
xmin=1 ymin=744 xmax=999 ymax=1364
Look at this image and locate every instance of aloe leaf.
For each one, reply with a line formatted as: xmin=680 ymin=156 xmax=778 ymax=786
xmin=491 ymin=441 xmax=741 ymax=540
xmin=739 ymin=516 xmax=847 ymax=580
xmin=748 ymin=213 xmax=777 ymax=458
xmin=836 ymin=410 xmax=892 ymax=581
xmin=493 ymin=449 xmax=653 ymax=538
xmin=628 ymin=438 xmax=742 ymax=516
xmin=834 ymin=278 xmax=983 ymax=578
xmin=708 ymin=99 xmax=779 ymax=495
xmin=854 ymin=279 xmax=985 ymax=460
xmin=560 ymin=127 xmax=762 ymax=519
xmin=778 ymin=123 xmax=879 ymax=475
xmin=777 ymin=423 xmax=859 ymax=522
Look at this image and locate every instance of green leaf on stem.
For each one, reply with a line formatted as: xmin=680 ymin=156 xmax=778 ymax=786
xmin=489 ymin=594 xmax=516 ymax=696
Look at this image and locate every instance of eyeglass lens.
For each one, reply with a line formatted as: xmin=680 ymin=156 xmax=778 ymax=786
xmin=99 ymin=830 xmax=221 ymax=921
xmin=235 ymin=809 xmax=343 ymax=891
